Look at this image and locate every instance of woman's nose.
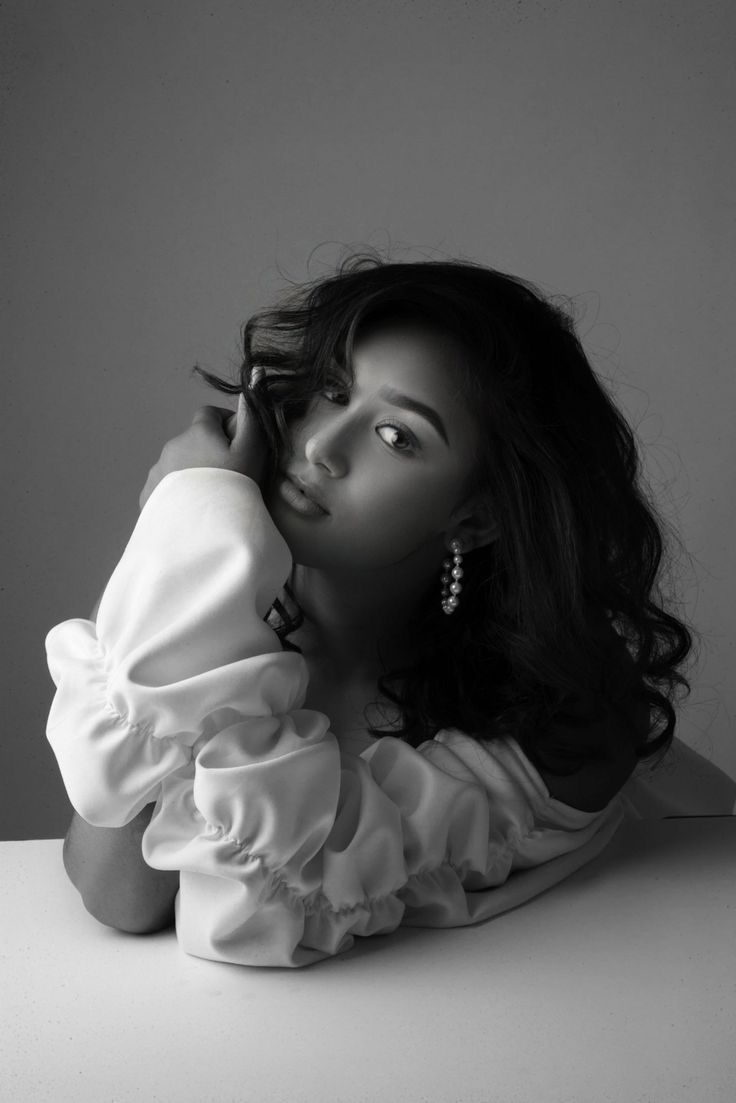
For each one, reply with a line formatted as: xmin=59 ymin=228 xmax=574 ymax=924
xmin=303 ymin=417 xmax=350 ymax=477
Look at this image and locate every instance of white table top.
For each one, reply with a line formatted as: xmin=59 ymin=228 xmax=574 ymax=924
xmin=2 ymin=817 xmax=735 ymax=1103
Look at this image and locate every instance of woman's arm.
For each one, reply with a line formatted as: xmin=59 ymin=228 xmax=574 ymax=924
xmin=63 ymin=804 xmax=179 ymax=934
xmin=48 ymin=406 xmax=277 ymax=935
xmin=49 ymin=463 xmax=623 ymax=966
xmin=141 ymin=725 xmax=625 ymax=968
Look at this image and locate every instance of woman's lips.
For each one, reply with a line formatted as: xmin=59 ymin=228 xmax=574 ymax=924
xmin=277 ymin=475 xmax=329 ymax=517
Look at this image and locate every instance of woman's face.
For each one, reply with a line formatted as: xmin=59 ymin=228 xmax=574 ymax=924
xmin=264 ymin=322 xmax=487 ymax=572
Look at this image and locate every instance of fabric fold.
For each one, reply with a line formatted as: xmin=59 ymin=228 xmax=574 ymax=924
xmin=46 ymin=466 xmax=627 ymax=967
xmin=46 ymin=469 xmax=299 ymax=826
xmin=143 ymin=720 xmax=624 ymax=967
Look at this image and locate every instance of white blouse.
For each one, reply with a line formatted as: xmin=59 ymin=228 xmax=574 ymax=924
xmin=46 ymin=469 xmax=627 ymax=968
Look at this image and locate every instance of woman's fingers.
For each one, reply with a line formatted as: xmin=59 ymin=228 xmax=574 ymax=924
xmin=191 ymin=405 xmax=233 ymax=427
xmin=192 ymin=402 xmax=254 ymax=451
xmin=138 ymin=400 xmax=264 ymax=512
xmin=230 ymin=391 xmax=269 ymax=485
xmin=228 ymin=393 xmax=250 ymax=450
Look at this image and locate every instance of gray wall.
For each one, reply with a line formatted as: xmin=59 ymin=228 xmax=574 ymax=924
xmin=3 ymin=0 xmax=734 ymax=839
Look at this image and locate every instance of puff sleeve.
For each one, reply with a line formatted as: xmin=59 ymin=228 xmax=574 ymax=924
xmin=143 ymin=728 xmax=624 ymax=967
xmin=45 ymin=468 xmax=303 ymax=826
xmin=46 ymin=467 xmax=625 ymax=968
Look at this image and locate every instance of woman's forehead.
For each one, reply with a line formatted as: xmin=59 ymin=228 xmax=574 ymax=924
xmin=351 ymin=322 xmax=470 ymax=397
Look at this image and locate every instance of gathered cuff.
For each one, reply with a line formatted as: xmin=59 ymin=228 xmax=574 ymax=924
xmin=45 ymin=615 xmax=309 ymax=827
xmin=45 ymin=468 xmax=301 ymax=828
xmin=46 ymin=619 xmax=196 ymax=825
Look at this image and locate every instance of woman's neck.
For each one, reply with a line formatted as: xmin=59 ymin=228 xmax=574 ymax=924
xmin=289 ymin=560 xmax=432 ymax=673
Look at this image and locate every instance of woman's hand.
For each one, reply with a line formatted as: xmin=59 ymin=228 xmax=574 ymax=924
xmin=139 ymin=394 xmax=268 ymax=511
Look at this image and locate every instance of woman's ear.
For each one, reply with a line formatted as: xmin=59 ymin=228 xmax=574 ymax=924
xmin=446 ymin=494 xmax=498 ymax=554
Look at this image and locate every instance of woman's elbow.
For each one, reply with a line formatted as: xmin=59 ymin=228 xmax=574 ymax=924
xmin=62 ymin=812 xmax=178 ymax=935
xmin=75 ymin=877 xmax=177 ymax=934
xmin=85 ymin=897 xmax=175 ymax=935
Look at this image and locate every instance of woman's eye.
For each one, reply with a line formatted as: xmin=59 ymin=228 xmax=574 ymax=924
xmin=316 ymin=388 xmax=418 ymax=455
xmin=376 ymin=423 xmax=418 ymax=453
xmin=321 ymin=388 xmax=350 ymax=406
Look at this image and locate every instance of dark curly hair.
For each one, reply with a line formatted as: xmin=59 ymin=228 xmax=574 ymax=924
xmin=194 ymin=250 xmax=698 ymax=779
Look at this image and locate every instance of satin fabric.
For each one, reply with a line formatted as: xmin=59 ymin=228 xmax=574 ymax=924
xmin=46 ymin=469 xmax=625 ymax=967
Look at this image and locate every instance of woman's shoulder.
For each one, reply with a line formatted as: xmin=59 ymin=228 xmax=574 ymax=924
xmin=519 ymin=613 xmax=645 ymax=811
xmin=512 ymin=697 xmax=641 ymax=812
xmin=525 ymin=737 xmax=638 ymax=812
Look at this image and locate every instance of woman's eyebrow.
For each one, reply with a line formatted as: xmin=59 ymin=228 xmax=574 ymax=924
xmin=377 ymin=386 xmax=450 ymax=446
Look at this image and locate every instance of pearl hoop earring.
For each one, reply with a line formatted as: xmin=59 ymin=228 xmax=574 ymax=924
xmin=441 ymin=539 xmax=464 ymax=615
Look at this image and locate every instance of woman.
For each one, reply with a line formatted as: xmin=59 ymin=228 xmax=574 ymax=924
xmin=48 ymin=253 xmax=696 ymax=967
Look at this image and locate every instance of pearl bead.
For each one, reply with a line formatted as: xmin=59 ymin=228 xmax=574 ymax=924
xmin=442 ymin=543 xmax=463 ymax=614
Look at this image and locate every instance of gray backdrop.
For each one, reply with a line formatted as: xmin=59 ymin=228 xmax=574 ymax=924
xmin=3 ymin=0 xmax=734 ymax=840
